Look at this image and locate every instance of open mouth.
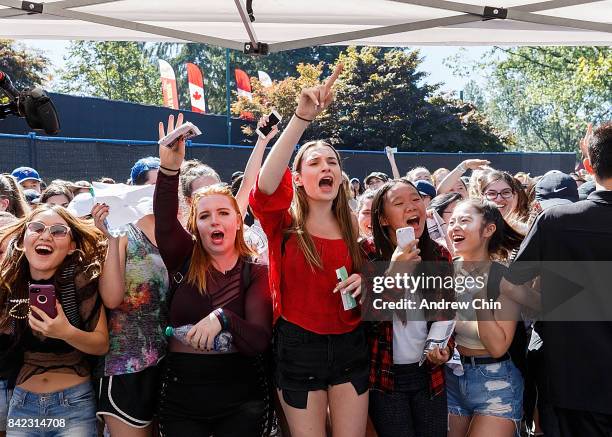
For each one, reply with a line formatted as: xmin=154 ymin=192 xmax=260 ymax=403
xmin=210 ymin=230 xmax=224 ymax=244
xmin=34 ymin=244 xmax=54 ymax=256
xmin=452 ymin=234 xmax=465 ymax=243
xmin=318 ymin=176 xmax=334 ymax=189
xmin=406 ymin=215 xmax=420 ymax=228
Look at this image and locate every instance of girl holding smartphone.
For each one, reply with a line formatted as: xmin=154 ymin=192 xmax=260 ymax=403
xmin=365 ymin=178 xmax=454 ymax=437
xmin=250 ymin=64 xmax=369 ymax=437
xmin=0 ymin=204 xmax=109 ymax=437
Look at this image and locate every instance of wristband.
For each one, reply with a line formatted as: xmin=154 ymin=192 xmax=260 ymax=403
xmin=457 ymin=162 xmax=467 ymax=173
xmin=294 ymin=112 xmax=314 ymax=123
xmin=160 ymin=165 xmax=180 ymax=173
xmin=214 ymin=308 xmax=230 ymax=330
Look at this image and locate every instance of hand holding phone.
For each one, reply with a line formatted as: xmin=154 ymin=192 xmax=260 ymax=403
xmin=29 ymin=284 xmax=57 ymax=320
xmin=256 ymin=110 xmax=282 ymax=139
xmin=396 ymin=226 xmax=415 ymax=250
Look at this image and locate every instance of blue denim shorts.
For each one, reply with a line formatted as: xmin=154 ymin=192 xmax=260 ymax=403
xmin=445 ymin=359 xmax=523 ymax=423
xmin=7 ymin=381 xmax=97 ymax=437
xmin=0 ymin=379 xmax=12 ymax=432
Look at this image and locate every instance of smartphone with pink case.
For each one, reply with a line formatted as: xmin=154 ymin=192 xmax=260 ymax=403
xmin=29 ymin=284 xmax=57 ymax=320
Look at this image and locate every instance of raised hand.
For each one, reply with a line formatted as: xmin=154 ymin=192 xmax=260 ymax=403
xmin=158 ymin=113 xmax=185 ymax=173
xmin=462 ymin=159 xmax=490 ymax=170
xmin=256 ymin=115 xmax=279 ymax=143
xmin=579 ymin=123 xmax=593 ymax=159
xmin=295 ymin=63 xmax=343 ymax=121
xmin=91 ymin=203 xmax=111 ymax=238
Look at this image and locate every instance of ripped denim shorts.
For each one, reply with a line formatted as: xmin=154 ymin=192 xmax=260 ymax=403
xmin=445 ymin=358 xmax=523 ymax=424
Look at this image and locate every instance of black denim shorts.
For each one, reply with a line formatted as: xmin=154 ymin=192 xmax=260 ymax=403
xmin=273 ymin=318 xmax=369 ymax=409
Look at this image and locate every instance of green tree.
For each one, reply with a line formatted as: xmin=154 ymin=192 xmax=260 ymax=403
xmin=58 ymin=41 xmax=162 ymax=105
xmin=0 ymin=39 xmax=49 ymax=103
xmin=232 ymin=47 xmax=507 ymax=151
xmin=451 ymin=47 xmax=611 ymax=152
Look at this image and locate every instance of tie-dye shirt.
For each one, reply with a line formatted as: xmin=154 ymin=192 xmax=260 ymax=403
xmin=103 ymin=223 xmax=169 ymax=376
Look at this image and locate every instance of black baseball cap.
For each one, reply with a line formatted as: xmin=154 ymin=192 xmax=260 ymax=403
xmin=535 ymin=170 xmax=579 ymax=210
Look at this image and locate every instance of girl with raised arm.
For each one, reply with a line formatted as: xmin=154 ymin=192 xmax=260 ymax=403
xmin=91 ymin=158 xmax=168 ymax=437
xmin=250 ymin=64 xmax=369 ymax=437
xmin=154 ymin=114 xmax=272 ymax=436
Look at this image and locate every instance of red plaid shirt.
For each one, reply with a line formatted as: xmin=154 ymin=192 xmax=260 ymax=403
xmin=361 ymin=237 xmax=454 ymax=396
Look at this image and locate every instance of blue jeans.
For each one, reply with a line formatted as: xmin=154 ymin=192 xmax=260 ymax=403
xmin=446 ymin=359 xmax=524 ymax=425
xmin=0 ymin=379 xmax=12 ymax=432
xmin=7 ymin=381 xmax=96 ymax=437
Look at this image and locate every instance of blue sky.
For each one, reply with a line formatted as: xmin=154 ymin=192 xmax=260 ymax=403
xmin=24 ymin=40 xmax=493 ymax=94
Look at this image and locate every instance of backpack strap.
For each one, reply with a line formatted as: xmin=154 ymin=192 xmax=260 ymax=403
xmin=166 ymin=255 xmax=192 ymax=311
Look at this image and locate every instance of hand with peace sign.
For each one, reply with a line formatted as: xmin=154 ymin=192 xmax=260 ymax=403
xmin=257 ymin=62 xmax=345 ymax=195
xmin=295 ymin=63 xmax=344 ymax=122
xmin=158 ymin=113 xmax=186 ymax=174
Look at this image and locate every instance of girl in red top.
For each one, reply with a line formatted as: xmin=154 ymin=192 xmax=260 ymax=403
xmin=250 ymin=64 xmax=369 ymax=437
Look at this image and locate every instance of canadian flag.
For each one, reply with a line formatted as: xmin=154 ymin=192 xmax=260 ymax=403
xmin=258 ymin=70 xmax=272 ymax=87
xmin=234 ymin=68 xmax=253 ymax=101
xmin=158 ymin=60 xmax=179 ymax=110
xmin=186 ymin=63 xmax=206 ymax=113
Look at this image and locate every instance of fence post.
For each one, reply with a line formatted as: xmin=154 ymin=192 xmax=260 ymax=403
xmin=27 ymin=131 xmax=37 ymax=169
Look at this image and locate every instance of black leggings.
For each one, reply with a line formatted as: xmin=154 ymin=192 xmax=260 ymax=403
xmin=369 ymin=363 xmax=447 ymax=437
xmin=158 ymin=352 xmax=266 ymax=437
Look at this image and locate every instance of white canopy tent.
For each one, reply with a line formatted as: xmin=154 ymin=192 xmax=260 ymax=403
xmin=0 ymin=0 xmax=610 ymax=52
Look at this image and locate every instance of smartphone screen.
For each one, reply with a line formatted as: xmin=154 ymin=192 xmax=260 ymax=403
xmin=256 ymin=111 xmax=281 ymax=138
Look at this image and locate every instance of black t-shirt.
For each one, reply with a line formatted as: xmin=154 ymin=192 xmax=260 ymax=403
xmin=505 ymin=190 xmax=612 ymax=415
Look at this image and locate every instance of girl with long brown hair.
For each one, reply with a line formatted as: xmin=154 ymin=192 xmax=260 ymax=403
xmin=0 ymin=204 xmax=108 ymax=436
xmin=153 ymin=114 xmax=272 ymax=436
xmin=250 ymin=64 xmax=369 ymax=437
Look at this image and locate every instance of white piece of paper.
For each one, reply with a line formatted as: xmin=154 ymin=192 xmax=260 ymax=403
xmin=446 ymin=348 xmax=464 ymax=376
xmin=419 ymin=320 xmax=456 ymax=366
xmin=68 ymin=183 xmax=155 ymax=230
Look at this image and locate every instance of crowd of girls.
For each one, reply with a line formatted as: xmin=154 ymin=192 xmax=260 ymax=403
xmin=0 ymin=63 xmax=607 ymax=437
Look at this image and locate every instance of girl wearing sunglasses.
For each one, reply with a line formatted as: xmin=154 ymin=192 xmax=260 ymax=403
xmin=0 ymin=204 xmax=109 ymax=437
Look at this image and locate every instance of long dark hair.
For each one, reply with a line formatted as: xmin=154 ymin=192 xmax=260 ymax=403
xmin=371 ymin=178 xmax=440 ymax=262
xmin=458 ymin=199 xmax=524 ymax=261
xmin=370 ymin=178 xmax=454 ymax=320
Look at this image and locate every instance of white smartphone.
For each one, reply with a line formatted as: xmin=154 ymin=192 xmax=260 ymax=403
xmin=256 ymin=109 xmax=282 ymax=139
xmin=396 ymin=226 xmax=415 ymax=249
xmin=158 ymin=121 xmax=202 ymax=148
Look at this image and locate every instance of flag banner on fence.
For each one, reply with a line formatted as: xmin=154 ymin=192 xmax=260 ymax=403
xmin=186 ymin=63 xmax=206 ymax=113
xmin=158 ymin=60 xmax=179 ymax=109
xmin=234 ymin=68 xmax=253 ymax=101
xmin=258 ymin=70 xmax=272 ymax=87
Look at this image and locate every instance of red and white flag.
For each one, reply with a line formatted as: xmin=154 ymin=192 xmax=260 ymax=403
xmin=158 ymin=60 xmax=179 ymax=109
xmin=186 ymin=63 xmax=206 ymax=113
xmin=258 ymin=70 xmax=272 ymax=87
xmin=234 ymin=68 xmax=253 ymax=101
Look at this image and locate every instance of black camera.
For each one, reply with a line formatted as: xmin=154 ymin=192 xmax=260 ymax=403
xmin=0 ymin=70 xmax=60 ymax=135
